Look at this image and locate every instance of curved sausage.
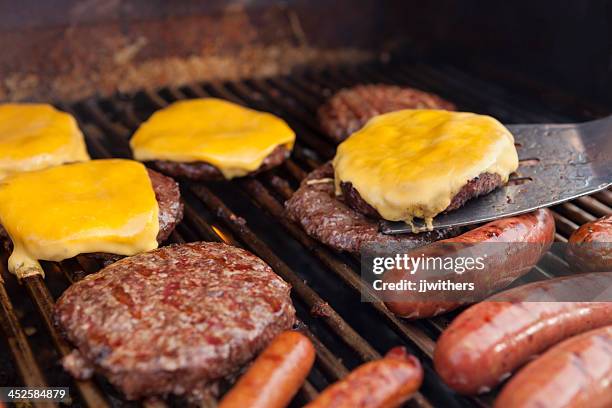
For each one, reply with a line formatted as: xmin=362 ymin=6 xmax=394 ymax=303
xmin=384 ymin=209 xmax=555 ymax=318
xmin=304 ymin=347 xmax=423 ymax=408
xmin=494 ymin=325 xmax=612 ymax=408
xmin=434 ymin=273 xmax=612 ymax=395
xmin=566 ymin=215 xmax=612 ymax=272
xmin=218 ymin=331 xmax=315 ymax=408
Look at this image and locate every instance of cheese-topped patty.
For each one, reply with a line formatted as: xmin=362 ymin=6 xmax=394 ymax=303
xmin=333 ymin=109 xmax=518 ymax=227
xmin=0 ymin=104 xmax=90 ymax=179
xmin=0 ymin=159 xmax=159 ymax=278
xmin=130 ymin=98 xmax=295 ymax=179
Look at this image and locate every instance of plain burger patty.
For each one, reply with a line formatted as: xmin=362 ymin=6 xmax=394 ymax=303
xmin=340 ymin=173 xmax=503 ymax=219
xmin=147 ymin=168 xmax=184 ymax=242
xmin=318 ymin=84 xmax=456 ymax=143
xmin=54 ymin=242 xmax=296 ymax=401
xmin=285 ymin=163 xmax=458 ymax=253
xmin=152 ymin=145 xmax=290 ymax=180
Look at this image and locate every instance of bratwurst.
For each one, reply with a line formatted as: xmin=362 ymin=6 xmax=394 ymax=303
xmin=434 ymin=273 xmax=612 ymax=395
xmin=494 ymin=325 xmax=612 ymax=408
xmin=305 ymin=347 xmax=423 ymax=408
xmin=565 ymin=214 xmax=612 ymax=272
xmin=384 ymin=209 xmax=555 ymax=319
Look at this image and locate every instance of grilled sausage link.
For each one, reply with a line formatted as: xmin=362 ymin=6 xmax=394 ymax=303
xmin=494 ymin=325 xmax=612 ymax=408
xmin=384 ymin=209 xmax=555 ymax=319
xmin=304 ymin=347 xmax=423 ymax=408
xmin=566 ymin=215 xmax=612 ymax=272
xmin=434 ymin=273 xmax=612 ymax=395
xmin=218 ymin=331 xmax=315 ymax=408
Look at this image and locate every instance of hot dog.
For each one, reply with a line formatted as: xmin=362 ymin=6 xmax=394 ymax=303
xmin=494 ymin=325 xmax=612 ymax=408
xmin=304 ymin=347 xmax=423 ymax=408
xmin=218 ymin=331 xmax=315 ymax=408
xmin=434 ymin=273 xmax=612 ymax=395
xmin=384 ymin=209 xmax=555 ymax=318
xmin=566 ymin=215 xmax=612 ymax=272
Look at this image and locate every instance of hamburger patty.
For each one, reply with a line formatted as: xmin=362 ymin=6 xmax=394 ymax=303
xmin=153 ymin=145 xmax=290 ymax=181
xmin=285 ymin=163 xmax=458 ymax=253
xmin=318 ymin=84 xmax=456 ymax=143
xmin=146 ymin=168 xmax=184 ymax=242
xmin=340 ymin=173 xmax=503 ymax=220
xmin=54 ymin=242 xmax=296 ymax=401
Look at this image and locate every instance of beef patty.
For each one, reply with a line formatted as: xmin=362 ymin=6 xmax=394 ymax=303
xmin=153 ymin=145 xmax=291 ymax=181
xmin=318 ymin=84 xmax=456 ymax=143
xmin=340 ymin=173 xmax=503 ymax=220
xmin=285 ymin=163 xmax=458 ymax=253
xmin=0 ymin=168 xmax=183 ymax=260
xmin=147 ymin=169 xmax=184 ymax=242
xmin=54 ymin=242 xmax=295 ymax=401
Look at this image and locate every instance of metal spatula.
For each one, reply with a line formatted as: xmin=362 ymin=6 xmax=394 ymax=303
xmin=381 ymin=115 xmax=612 ymax=234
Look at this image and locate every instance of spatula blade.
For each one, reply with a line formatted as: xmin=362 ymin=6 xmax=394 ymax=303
xmin=381 ymin=116 xmax=612 ymax=234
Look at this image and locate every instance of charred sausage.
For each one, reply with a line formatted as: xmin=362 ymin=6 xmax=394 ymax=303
xmin=218 ymin=331 xmax=315 ymax=408
xmin=384 ymin=209 xmax=555 ymax=318
xmin=434 ymin=273 xmax=612 ymax=395
xmin=494 ymin=325 xmax=612 ymax=408
xmin=566 ymin=215 xmax=612 ymax=272
xmin=304 ymin=347 xmax=423 ymax=408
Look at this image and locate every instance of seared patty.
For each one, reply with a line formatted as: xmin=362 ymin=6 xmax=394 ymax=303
xmin=318 ymin=84 xmax=456 ymax=143
xmin=284 ymin=163 xmax=458 ymax=253
xmin=147 ymin=168 xmax=183 ymax=242
xmin=54 ymin=242 xmax=295 ymax=401
xmin=153 ymin=145 xmax=291 ymax=181
xmin=340 ymin=173 xmax=503 ymax=220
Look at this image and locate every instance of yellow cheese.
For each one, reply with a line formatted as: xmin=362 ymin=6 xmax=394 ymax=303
xmin=130 ymin=98 xmax=295 ymax=179
xmin=0 ymin=159 xmax=159 ymax=279
xmin=0 ymin=104 xmax=90 ymax=179
xmin=333 ymin=109 xmax=518 ymax=227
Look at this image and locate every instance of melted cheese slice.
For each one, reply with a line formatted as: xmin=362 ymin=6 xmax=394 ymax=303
xmin=0 ymin=104 xmax=90 ymax=179
xmin=0 ymin=159 xmax=159 ymax=278
xmin=333 ymin=109 xmax=518 ymax=226
xmin=130 ymin=98 xmax=295 ymax=179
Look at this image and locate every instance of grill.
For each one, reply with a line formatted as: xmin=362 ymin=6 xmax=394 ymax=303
xmin=1 ymin=61 xmax=611 ymax=408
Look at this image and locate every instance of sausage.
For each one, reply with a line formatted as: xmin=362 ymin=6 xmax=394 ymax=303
xmin=384 ymin=209 xmax=555 ymax=318
xmin=494 ymin=325 xmax=612 ymax=408
xmin=433 ymin=273 xmax=612 ymax=395
xmin=304 ymin=347 xmax=423 ymax=408
xmin=218 ymin=331 xmax=315 ymax=408
xmin=566 ymin=215 xmax=612 ymax=272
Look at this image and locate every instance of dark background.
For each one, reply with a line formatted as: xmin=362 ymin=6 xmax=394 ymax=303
xmin=0 ymin=0 xmax=610 ymax=105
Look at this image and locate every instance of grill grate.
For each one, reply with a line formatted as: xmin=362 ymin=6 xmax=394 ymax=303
xmin=0 ymin=62 xmax=610 ymax=408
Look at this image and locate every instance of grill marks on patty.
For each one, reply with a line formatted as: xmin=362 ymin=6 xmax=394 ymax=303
xmin=153 ymin=145 xmax=291 ymax=180
xmin=285 ymin=163 xmax=458 ymax=253
xmin=54 ymin=242 xmax=295 ymax=401
xmin=318 ymin=84 xmax=456 ymax=143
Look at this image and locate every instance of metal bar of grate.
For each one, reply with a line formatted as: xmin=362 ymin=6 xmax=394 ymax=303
xmin=22 ymin=275 xmax=110 ymax=408
xmin=0 ymin=278 xmax=54 ymax=408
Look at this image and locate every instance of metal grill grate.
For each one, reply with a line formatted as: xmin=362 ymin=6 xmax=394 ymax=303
xmin=0 ymin=62 xmax=610 ymax=408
